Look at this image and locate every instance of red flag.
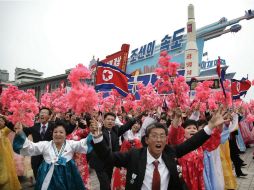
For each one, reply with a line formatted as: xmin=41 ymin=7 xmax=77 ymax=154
xmin=95 ymin=62 xmax=130 ymax=97
xmin=231 ymin=79 xmax=251 ymax=99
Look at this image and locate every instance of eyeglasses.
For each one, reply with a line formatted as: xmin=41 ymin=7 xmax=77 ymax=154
xmin=149 ymin=134 xmax=167 ymax=140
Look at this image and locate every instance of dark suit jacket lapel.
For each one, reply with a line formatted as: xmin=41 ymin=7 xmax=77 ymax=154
xmin=44 ymin=122 xmax=53 ymax=138
xmin=136 ymin=147 xmax=147 ymax=188
xmin=34 ymin=123 xmax=41 ymax=134
xmin=162 ymin=148 xmax=179 ymax=189
xmin=102 ymin=127 xmax=110 ymax=145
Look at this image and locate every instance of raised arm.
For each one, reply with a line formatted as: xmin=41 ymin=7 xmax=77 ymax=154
xmin=168 ymin=107 xmax=184 ymax=145
xmin=118 ymin=118 xmax=136 ymax=137
xmin=90 ymin=119 xmax=130 ymax=168
xmin=69 ymin=134 xmax=93 ymax=154
xmin=202 ymin=128 xmax=221 ymax=151
xmin=12 ymin=122 xmax=47 ymax=156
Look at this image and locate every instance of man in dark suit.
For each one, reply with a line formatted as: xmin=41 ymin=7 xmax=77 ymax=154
xmin=22 ymin=107 xmax=54 ymax=179
xmin=87 ymin=112 xmax=137 ymax=190
xmin=91 ymin=110 xmax=229 ymax=190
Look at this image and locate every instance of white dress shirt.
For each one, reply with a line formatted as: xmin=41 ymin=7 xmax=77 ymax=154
xmin=40 ymin=123 xmax=49 ymax=134
xmin=141 ymin=149 xmax=170 ymax=190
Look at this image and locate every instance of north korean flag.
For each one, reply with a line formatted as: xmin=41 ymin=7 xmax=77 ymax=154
xmin=231 ymin=78 xmax=251 ymax=99
xmin=95 ymin=62 xmax=131 ymax=97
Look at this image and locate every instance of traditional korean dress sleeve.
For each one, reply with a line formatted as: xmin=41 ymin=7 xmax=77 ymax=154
xmin=13 ymin=131 xmax=92 ymax=190
xmin=236 ymin=127 xmax=246 ymax=152
xmin=167 ymin=125 xmax=185 ymax=145
xmin=220 ymin=125 xmax=230 ymax=144
xmin=202 ymin=128 xmax=221 ymax=152
xmin=168 ymin=125 xmax=221 ymax=190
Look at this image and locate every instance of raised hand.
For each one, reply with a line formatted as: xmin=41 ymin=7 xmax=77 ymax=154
xmin=208 ymin=107 xmax=230 ymax=130
xmin=171 ymin=107 xmax=182 ymax=127
xmin=14 ymin=122 xmax=23 ymax=134
xmin=89 ymin=118 xmax=102 ymax=138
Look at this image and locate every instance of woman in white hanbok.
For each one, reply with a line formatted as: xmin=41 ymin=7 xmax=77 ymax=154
xmin=13 ymin=121 xmax=93 ymax=190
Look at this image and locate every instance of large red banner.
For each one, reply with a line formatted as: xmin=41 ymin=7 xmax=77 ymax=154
xmin=100 ymin=44 xmax=130 ymax=72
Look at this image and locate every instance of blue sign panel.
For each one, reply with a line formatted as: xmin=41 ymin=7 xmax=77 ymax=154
xmin=199 ymin=59 xmax=226 ymax=70
xmin=129 ymin=28 xmax=185 ymax=65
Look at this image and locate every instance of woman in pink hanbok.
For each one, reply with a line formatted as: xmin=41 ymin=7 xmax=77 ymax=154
xmin=168 ymin=112 xmax=221 ymax=190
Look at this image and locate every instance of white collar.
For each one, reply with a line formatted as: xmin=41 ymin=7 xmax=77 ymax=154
xmin=41 ymin=123 xmax=48 ymax=127
xmin=147 ymin=148 xmax=162 ymax=165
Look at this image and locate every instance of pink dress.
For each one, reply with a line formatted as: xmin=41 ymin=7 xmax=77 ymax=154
xmin=168 ymin=126 xmax=221 ymax=190
xmin=66 ymin=127 xmax=90 ymax=190
xmin=239 ymin=119 xmax=254 ymax=145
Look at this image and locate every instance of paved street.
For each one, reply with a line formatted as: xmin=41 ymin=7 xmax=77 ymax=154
xmin=237 ymin=146 xmax=254 ymax=190
xmin=21 ymin=146 xmax=254 ymax=190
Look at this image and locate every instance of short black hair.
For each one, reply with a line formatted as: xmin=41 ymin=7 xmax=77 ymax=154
xmin=145 ymin=122 xmax=168 ymax=137
xmin=39 ymin=107 xmax=52 ymax=115
xmin=104 ymin=112 xmax=116 ymax=119
xmin=135 ymin=119 xmax=142 ymax=126
xmin=182 ymin=119 xmax=198 ymax=129
xmin=53 ymin=120 xmax=67 ymax=132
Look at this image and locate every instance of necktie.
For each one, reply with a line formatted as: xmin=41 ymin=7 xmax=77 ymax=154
xmin=108 ymin=130 xmax=112 ymax=151
xmin=41 ymin=125 xmax=46 ymax=139
xmin=152 ymin=160 xmax=160 ymax=190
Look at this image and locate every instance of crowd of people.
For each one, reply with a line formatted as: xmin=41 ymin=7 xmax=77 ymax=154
xmin=0 ymin=103 xmax=253 ymax=190
xmin=1 ymin=58 xmax=254 ymax=190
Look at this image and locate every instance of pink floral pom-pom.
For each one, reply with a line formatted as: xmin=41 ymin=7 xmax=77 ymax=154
xmin=169 ymin=76 xmax=190 ymax=110
xmin=67 ymin=84 xmax=98 ymax=115
xmin=138 ymin=83 xmax=162 ymax=112
xmin=52 ymin=94 xmax=69 ymax=113
xmin=40 ymin=93 xmax=52 ymax=109
xmin=199 ymin=102 xmax=206 ymax=112
xmin=248 ymin=100 xmax=254 ymax=113
xmin=0 ymin=85 xmax=22 ymax=109
xmin=123 ymin=94 xmax=137 ymax=113
xmin=155 ymin=68 xmax=164 ymax=76
xmin=51 ymin=88 xmax=69 ymax=113
xmin=68 ymin=64 xmax=91 ymax=85
xmin=95 ymin=92 xmax=105 ymax=111
xmin=154 ymin=79 xmax=172 ymax=94
xmin=240 ymin=102 xmax=249 ymax=115
xmin=160 ymin=51 xmax=167 ymax=57
xmin=7 ymin=89 xmax=39 ymax=127
xmin=101 ymin=92 xmax=121 ymax=113
xmin=252 ymin=80 xmax=254 ymax=86
xmin=193 ymin=80 xmax=215 ymax=112
xmin=233 ymin=99 xmax=243 ymax=108
xmin=208 ymin=98 xmax=218 ymax=110
xmin=168 ymin=62 xmax=180 ymax=76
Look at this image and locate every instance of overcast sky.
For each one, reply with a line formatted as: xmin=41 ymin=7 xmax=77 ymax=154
xmin=0 ymin=0 xmax=254 ymax=100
